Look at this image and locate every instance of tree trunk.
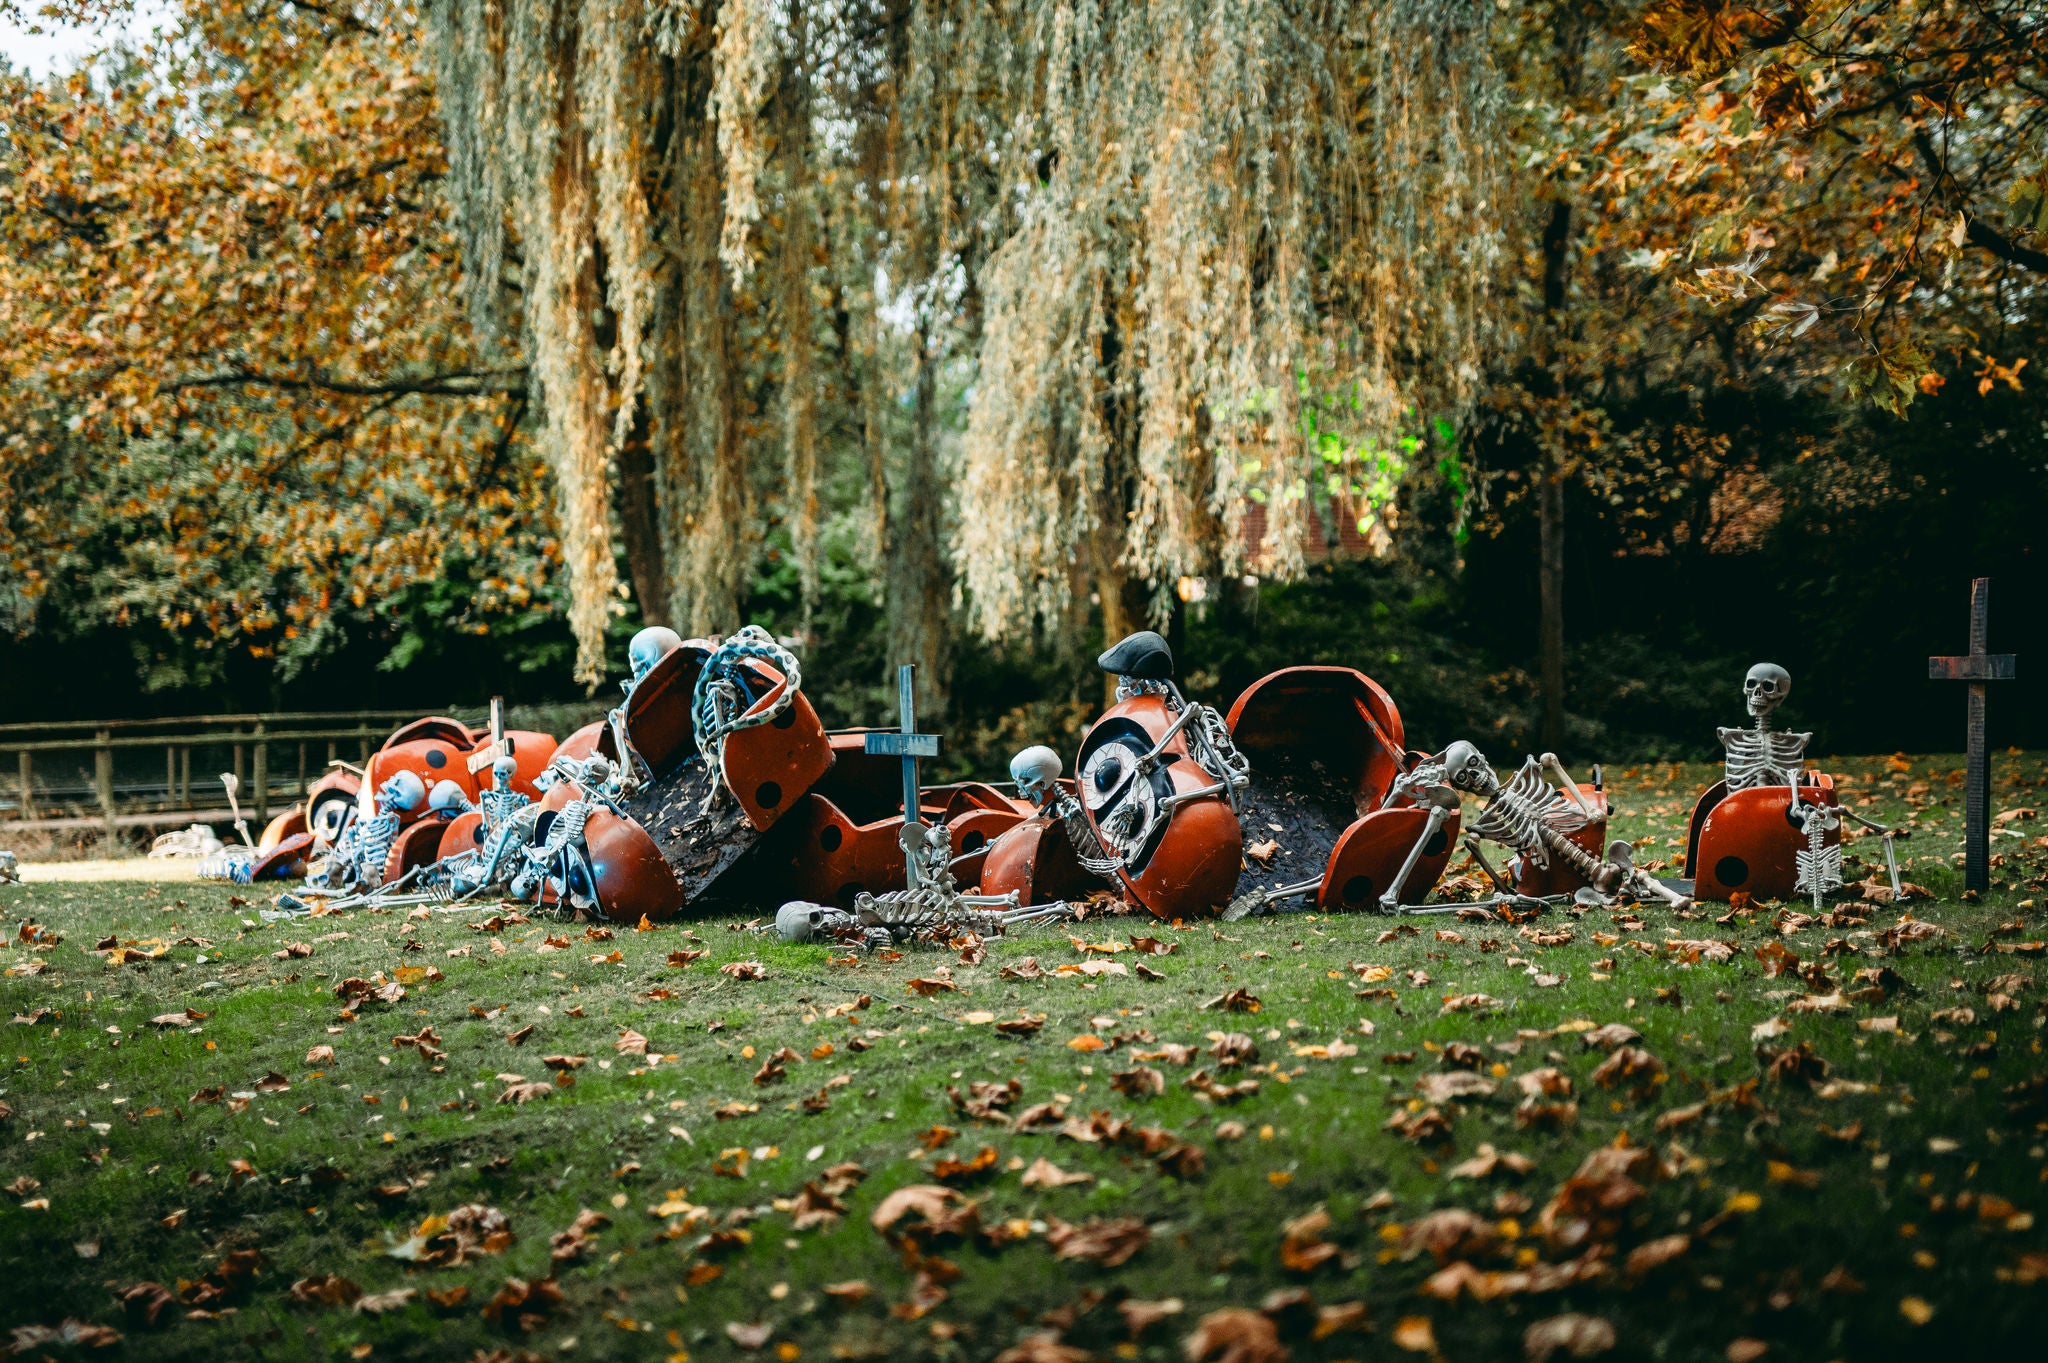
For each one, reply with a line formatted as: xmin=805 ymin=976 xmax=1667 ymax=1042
xmin=1539 ymin=464 xmax=1565 ymax=752
xmin=616 ymin=403 xmax=669 ymax=628
xmin=1538 ymin=197 xmax=1572 ymax=753
xmin=887 ymin=319 xmax=950 ymax=717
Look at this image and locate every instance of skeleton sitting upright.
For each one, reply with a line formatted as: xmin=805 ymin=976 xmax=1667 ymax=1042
xmin=1720 ymin=664 xmax=1812 ymax=794
xmin=1720 ymin=662 xmax=1840 ymax=905
xmin=430 ymin=756 xmax=539 ymax=896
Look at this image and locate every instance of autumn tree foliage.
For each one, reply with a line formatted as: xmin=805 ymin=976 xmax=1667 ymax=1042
xmin=2 ymin=0 xmax=2040 ymax=709
xmin=0 ymin=2 xmax=552 ymax=687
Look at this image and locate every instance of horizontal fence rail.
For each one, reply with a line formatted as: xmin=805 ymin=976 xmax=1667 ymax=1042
xmin=0 ymin=704 xmax=601 ymax=841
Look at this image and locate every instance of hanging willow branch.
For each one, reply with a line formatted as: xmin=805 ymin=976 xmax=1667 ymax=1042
xmin=426 ymin=0 xmax=1511 ymax=680
xmin=953 ymin=0 xmax=1507 ymax=637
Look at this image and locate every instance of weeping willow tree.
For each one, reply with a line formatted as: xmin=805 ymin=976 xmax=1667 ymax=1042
xmin=425 ymin=0 xmax=1509 ymax=693
xmin=948 ymin=1 xmax=1505 ymax=638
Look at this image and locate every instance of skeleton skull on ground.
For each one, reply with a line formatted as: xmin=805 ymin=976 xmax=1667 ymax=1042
xmin=1441 ymin=740 xmax=1499 ymax=796
xmin=776 ymin=900 xmax=850 ymax=942
xmin=428 ymin=779 xmax=474 ymax=817
xmin=1744 ymin=663 xmax=1791 ymax=720
xmin=1009 ymin=746 xmax=1063 ymax=807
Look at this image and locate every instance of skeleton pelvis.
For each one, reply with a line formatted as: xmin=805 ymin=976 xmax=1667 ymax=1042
xmin=1685 ymin=776 xmax=1841 ymax=902
xmin=1511 ymin=785 xmax=1609 ymax=898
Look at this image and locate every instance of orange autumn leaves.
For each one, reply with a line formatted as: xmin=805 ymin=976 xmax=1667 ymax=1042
xmin=0 ymin=4 xmax=552 ymax=670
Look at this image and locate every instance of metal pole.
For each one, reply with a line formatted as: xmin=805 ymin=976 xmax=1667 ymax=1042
xmin=252 ymin=721 xmax=269 ymax=826
xmin=96 ymin=728 xmax=116 ymax=846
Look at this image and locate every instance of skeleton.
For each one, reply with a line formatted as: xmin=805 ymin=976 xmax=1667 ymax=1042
xmin=1717 ymin=663 xmax=1861 ymax=909
xmin=773 ymin=821 xmax=1070 ymax=949
xmin=0 ymin=850 xmax=20 ymax=884
xmin=509 ymin=798 xmax=597 ymax=910
xmin=1720 ymin=664 xmax=1812 ymax=794
xmin=313 ymin=769 xmax=425 ymax=892
xmin=421 ymin=756 xmax=539 ymax=898
xmin=1009 ymin=745 xmax=1121 ymax=877
xmin=1438 ymin=741 xmax=1688 ymax=910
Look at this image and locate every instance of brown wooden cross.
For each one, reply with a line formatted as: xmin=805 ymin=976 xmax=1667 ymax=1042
xmin=1928 ymin=578 xmax=2016 ymax=892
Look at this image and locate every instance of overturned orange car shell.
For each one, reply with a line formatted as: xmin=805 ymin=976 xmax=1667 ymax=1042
xmin=1684 ymin=775 xmax=1843 ymax=902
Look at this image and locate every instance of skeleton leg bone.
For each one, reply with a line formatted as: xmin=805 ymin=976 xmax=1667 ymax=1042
xmin=1460 ymin=834 xmax=1513 ymax=896
xmin=1840 ymin=808 xmax=1907 ymax=898
xmin=1379 ymin=802 xmax=1454 ymax=913
xmin=1223 ymin=874 xmax=1323 ymax=922
xmin=1539 ymin=753 xmax=1597 ymax=820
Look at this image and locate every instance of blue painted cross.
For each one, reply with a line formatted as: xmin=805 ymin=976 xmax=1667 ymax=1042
xmin=864 ymin=664 xmax=940 ymax=883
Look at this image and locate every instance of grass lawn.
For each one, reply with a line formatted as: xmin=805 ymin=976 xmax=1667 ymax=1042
xmin=3 ymin=753 xmax=2045 ymax=1363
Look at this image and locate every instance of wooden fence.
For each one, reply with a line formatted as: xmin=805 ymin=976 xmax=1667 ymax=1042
xmin=0 ymin=709 xmax=498 ymax=840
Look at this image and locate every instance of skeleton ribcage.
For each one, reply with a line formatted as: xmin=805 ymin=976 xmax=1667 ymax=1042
xmin=351 ymin=813 xmax=402 ymax=886
xmin=481 ymin=789 xmax=527 ymax=828
xmin=1468 ymin=759 xmax=1586 ymax=856
xmin=1721 ymin=729 xmax=1810 ymax=792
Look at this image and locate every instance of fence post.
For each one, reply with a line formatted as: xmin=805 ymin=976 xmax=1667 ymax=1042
xmin=166 ymin=746 xmax=177 ymax=809
xmin=233 ymin=741 xmax=245 ymax=800
xmin=252 ymin=721 xmax=269 ymax=825
xmin=15 ymin=751 xmax=31 ymax=821
xmin=96 ymin=728 xmax=116 ymax=846
xmin=297 ymin=742 xmax=308 ymax=798
xmin=180 ymin=745 xmax=191 ymax=805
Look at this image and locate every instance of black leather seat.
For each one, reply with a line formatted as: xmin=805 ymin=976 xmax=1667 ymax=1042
xmin=1097 ymin=630 xmax=1175 ymax=680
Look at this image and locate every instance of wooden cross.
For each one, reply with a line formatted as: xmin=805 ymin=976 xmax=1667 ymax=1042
xmin=864 ymin=665 xmax=940 ymax=882
xmin=466 ymin=697 xmax=508 ymax=779
xmin=1928 ymin=578 xmax=2016 ymax=893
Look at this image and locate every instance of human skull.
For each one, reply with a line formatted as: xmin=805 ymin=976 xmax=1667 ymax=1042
xmin=776 ymin=900 xmax=843 ymax=942
xmin=628 ymin=626 xmax=684 ymax=682
xmin=491 ymin=754 xmax=517 ymax=791
xmin=1441 ymin=740 xmax=1498 ymax=796
xmin=1744 ymin=663 xmax=1791 ymax=718
xmin=428 ymin=779 xmax=473 ymax=817
xmin=377 ymin=769 xmax=426 ymax=814
xmin=1009 ymin=745 xmax=1063 ymax=806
